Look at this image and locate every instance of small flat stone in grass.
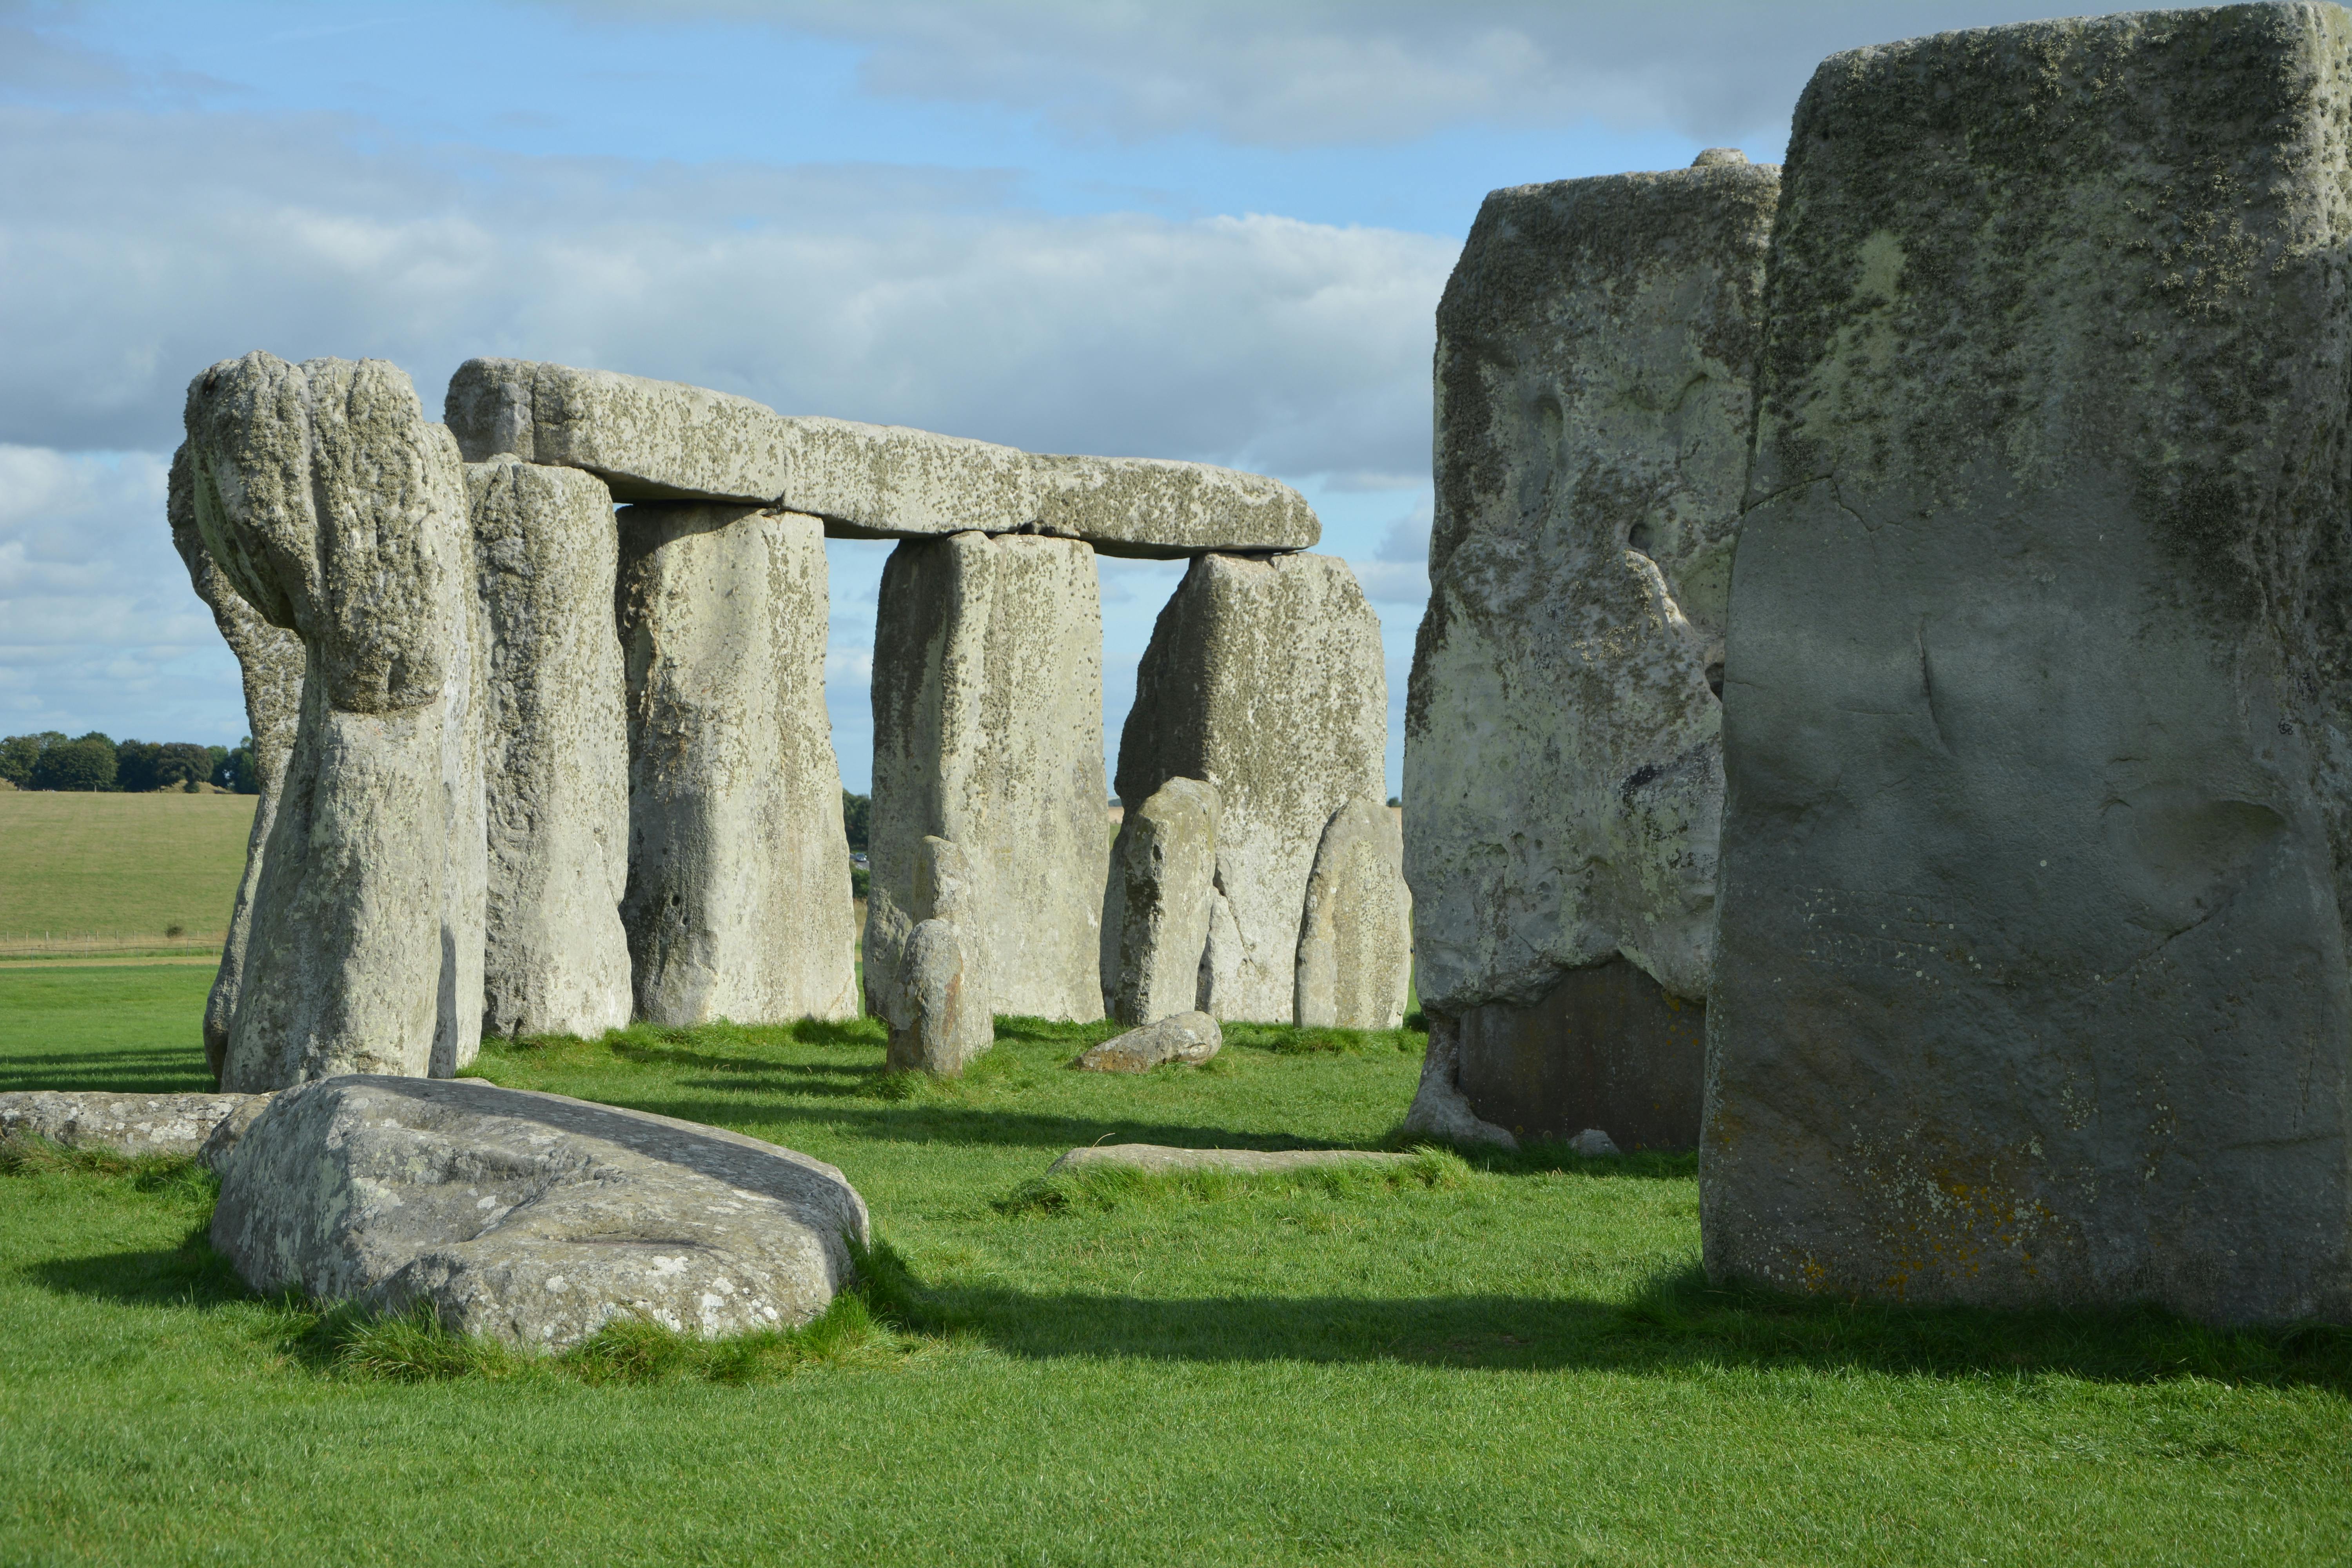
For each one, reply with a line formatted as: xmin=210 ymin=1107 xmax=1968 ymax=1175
xmin=1048 ymin=1143 xmax=1415 ymax=1176
xmin=1072 ymin=1011 xmax=1221 ymax=1073
xmin=0 ymin=1090 xmax=265 ymax=1161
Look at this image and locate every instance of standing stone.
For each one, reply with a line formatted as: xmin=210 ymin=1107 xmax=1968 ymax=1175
xmin=1101 ymin=777 xmax=1221 ymax=1026
xmin=470 ymin=458 xmax=632 ymax=1039
xmin=166 ymin=446 xmax=307 ymax=1082
xmin=1708 ymin=7 xmax=2352 ymax=1324
xmin=615 ymin=504 xmax=859 ymax=1026
xmin=1401 ymin=153 xmax=1777 ymax=1150
xmin=182 ymin=352 xmax=485 ymax=1089
xmin=878 ymin=836 xmax=996 ymax=1074
xmin=1294 ymin=794 xmax=1412 ymax=1029
xmin=866 ymin=532 xmax=1107 ymax=1022
xmin=1116 ymin=552 xmax=1385 ymax=1023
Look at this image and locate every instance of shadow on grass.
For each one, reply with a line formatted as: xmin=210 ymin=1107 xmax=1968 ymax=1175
xmin=0 ymin=1044 xmax=215 ymax=1095
xmin=886 ymin=1263 xmax=2352 ymax=1391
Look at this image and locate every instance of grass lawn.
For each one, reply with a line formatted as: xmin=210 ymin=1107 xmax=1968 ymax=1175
xmin=0 ymin=791 xmax=254 ymax=945
xmin=0 ymin=965 xmax=2346 ymax=1564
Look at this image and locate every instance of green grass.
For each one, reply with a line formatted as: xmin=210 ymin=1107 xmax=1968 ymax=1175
xmin=0 ymin=790 xmax=254 ymax=942
xmin=0 ymin=969 xmax=2347 ymax=1564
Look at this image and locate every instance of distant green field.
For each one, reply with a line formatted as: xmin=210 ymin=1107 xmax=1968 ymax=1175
xmin=0 ymin=790 xmax=253 ymax=944
xmin=1 ymin=966 xmax=2346 ymax=1565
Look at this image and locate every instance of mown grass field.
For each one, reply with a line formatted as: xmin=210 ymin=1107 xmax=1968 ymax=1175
xmin=0 ymin=965 xmax=2346 ymax=1564
xmin=0 ymin=791 xmax=253 ymax=947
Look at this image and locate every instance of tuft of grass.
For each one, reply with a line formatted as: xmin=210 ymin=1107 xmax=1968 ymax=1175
xmin=0 ymin=1131 xmax=218 ymax=1200
xmin=995 ymin=1146 xmax=1472 ymax=1217
xmin=1222 ymin=1021 xmax=1422 ymax=1056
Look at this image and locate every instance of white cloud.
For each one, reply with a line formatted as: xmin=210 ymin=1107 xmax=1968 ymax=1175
xmin=1348 ymin=495 xmax=1432 ymax=605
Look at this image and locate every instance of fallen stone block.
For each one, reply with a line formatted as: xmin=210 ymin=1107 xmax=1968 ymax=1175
xmin=470 ymin=458 xmax=633 ymax=1040
xmin=1101 ymin=777 xmax=1220 ymax=1025
xmin=616 ymin=503 xmax=860 ymax=1026
xmin=867 ymin=533 xmax=1107 ymax=1022
xmin=0 ymin=1091 xmax=265 ymax=1161
xmin=1073 ymin=1011 xmax=1221 ymax=1073
xmin=446 ymin=358 xmax=1317 ymax=559
xmin=1117 ymin=552 xmax=1386 ymax=1022
xmin=211 ymin=1076 xmax=869 ymax=1348
xmin=183 ymin=352 xmax=486 ymax=1088
xmin=1403 ymin=152 xmax=1776 ymax=1152
xmin=1707 ymin=7 xmax=2352 ymax=1324
xmin=1047 ymin=1143 xmax=1413 ymax=1176
xmin=1293 ymin=794 xmax=1411 ymax=1029
xmin=167 ymin=446 xmax=307 ymax=1083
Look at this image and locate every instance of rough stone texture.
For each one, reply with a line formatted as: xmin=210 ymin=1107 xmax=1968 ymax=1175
xmin=446 ymin=358 xmax=1318 ymax=560
xmin=885 ymin=919 xmax=995 ymax=1075
xmin=1048 ymin=1144 xmax=1413 ymax=1176
xmin=183 ymin=352 xmax=486 ymax=1089
xmin=1568 ymin=1129 xmax=1621 ymax=1158
xmin=1400 ymin=1016 xmax=1519 ymax=1149
xmin=616 ymin=504 xmax=860 ymax=1026
xmin=470 ymin=459 xmax=633 ymax=1039
xmin=866 ymin=533 xmax=1107 ymax=1022
xmin=1101 ymin=777 xmax=1221 ymax=1025
xmin=211 ymin=1076 xmax=868 ymax=1347
xmin=196 ymin=1093 xmax=279 ymax=1173
xmin=0 ymin=1091 xmax=263 ymax=1160
xmin=1453 ymin=959 xmax=1704 ymax=1150
xmin=1707 ymin=7 xmax=2352 ymax=1325
xmin=1073 ymin=1010 xmax=1222 ymax=1073
xmin=1117 ymin=552 xmax=1387 ymax=1022
xmin=1293 ymin=794 xmax=1412 ymax=1029
xmin=167 ymin=445 xmax=307 ymax=1080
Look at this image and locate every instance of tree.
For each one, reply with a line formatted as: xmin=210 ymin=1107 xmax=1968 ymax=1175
xmin=216 ymin=738 xmax=260 ymax=795
xmin=841 ymin=789 xmax=871 ymax=855
xmin=0 ymin=731 xmax=65 ymax=788
xmin=31 ymin=735 xmax=116 ymax=792
xmin=115 ymin=739 xmax=164 ymax=793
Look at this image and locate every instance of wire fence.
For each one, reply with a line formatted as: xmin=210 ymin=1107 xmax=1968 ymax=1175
xmin=0 ymin=930 xmax=225 ymax=959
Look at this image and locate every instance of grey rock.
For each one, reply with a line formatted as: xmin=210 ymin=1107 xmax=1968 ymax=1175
xmin=446 ymin=358 xmax=1317 ymax=560
xmin=884 ymin=917 xmax=995 ymax=1075
xmin=1568 ymin=1129 xmax=1620 ymax=1158
xmin=1400 ymin=1013 xmax=1517 ymax=1149
xmin=1117 ymin=552 xmax=1387 ymax=1022
xmin=470 ymin=459 xmax=633 ymax=1039
xmin=1448 ymin=959 xmax=1705 ymax=1151
xmin=0 ymin=1091 xmax=263 ymax=1161
xmin=867 ymin=533 xmax=1108 ymax=1022
xmin=1706 ymin=6 xmax=2352 ymax=1325
xmin=183 ymin=352 xmax=486 ymax=1089
xmin=615 ymin=503 xmax=860 ymax=1026
xmin=167 ymin=445 xmax=307 ymax=1081
xmin=211 ymin=1076 xmax=868 ymax=1348
xmin=195 ymin=1091 xmax=279 ymax=1174
xmin=1101 ymin=777 xmax=1221 ymax=1025
xmin=1293 ymin=793 xmax=1412 ymax=1029
xmin=1073 ymin=1010 xmax=1221 ymax=1073
xmin=1047 ymin=1143 xmax=1412 ymax=1176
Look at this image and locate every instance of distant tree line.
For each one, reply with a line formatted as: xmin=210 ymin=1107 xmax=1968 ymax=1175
xmin=0 ymin=731 xmax=258 ymax=794
xmin=842 ymin=789 xmax=870 ymax=900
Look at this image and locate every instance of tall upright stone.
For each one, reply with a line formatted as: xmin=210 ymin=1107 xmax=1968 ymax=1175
xmin=1401 ymin=152 xmax=1777 ymax=1150
xmin=866 ymin=532 xmax=1108 ymax=1022
xmin=166 ymin=446 xmax=307 ymax=1082
xmin=470 ymin=459 xmax=632 ymax=1039
xmin=1117 ymin=553 xmax=1387 ymax=1023
xmin=1101 ymin=777 xmax=1221 ymax=1026
xmin=1295 ymin=795 xmax=1412 ymax=1030
xmin=182 ymin=352 xmax=485 ymax=1089
xmin=615 ymin=504 xmax=859 ymax=1026
xmin=1708 ymin=6 xmax=2352 ymax=1324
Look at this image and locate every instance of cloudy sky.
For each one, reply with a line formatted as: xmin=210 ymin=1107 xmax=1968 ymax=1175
xmin=1 ymin=0 xmax=2039 ymax=791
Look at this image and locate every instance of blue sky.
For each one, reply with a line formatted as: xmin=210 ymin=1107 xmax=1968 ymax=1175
xmin=0 ymin=0 xmax=2037 ymax=791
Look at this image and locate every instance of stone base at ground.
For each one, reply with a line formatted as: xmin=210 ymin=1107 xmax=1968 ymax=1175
xmin=1073 ymin=1011 xmax=1221 ymax=1073
xmin=211 ymin=1076 xmax=869 ymax=1348
xmin=1047 ymin=1143 xmax=1413 ymax=1176
xmin=1446 ymin=960 xmax=1703 ymax=1151
xmin=0 ymin=1091 xmax=264 ymax=1161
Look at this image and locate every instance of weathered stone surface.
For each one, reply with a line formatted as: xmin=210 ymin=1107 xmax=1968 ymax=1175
xmin=1707 ymin=7 xmax=2352 ymax=1325
xmin=1101 ymin=777 xmax=1221 ymax=1025
xmin=470 ymin=459 xmax=632 ymax=1039
xmin=1074 ymin=1010 xmax=1221 ymax=1073
xmin=196 ymin=1092 xmax=278 ymax=1173
xmin=1047 ymin=1143 xmax=1412 ymax=1176
xmin=885 ymin=918 xmax=995 ymax=1075
xmin=183 ymin=352 xmax=486 ymax=1089
xmin=0 ymin=1091 xmax=263 ymax=1160
xmin=867 ymin=533 xmax=1107 ymax=1022
xmin=1294 ymin=794 xmax=1412 ymax=1029
xmin=615 ymin=504 xmax=859 ymax=1026
xmin=167 ymin=445 xmax=307 ymax=1081
xmin=1450 ymin=959 xmax=1704 ymax=1150
xmin=1117 ymin=552 xmax=1386 ymax=1022
xmin=1568 ymin=1129 xmax=1620 ymax=1158
xmin=447 ymin=358 xmax=1318 ymax=559
xmin=1400 ymin=1016 xmax=1517 ymax=1149
xmin=211 ymin=1076 xmax=868 ymax=1347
